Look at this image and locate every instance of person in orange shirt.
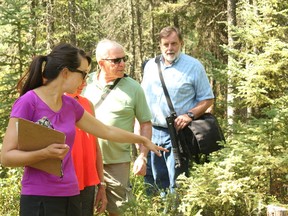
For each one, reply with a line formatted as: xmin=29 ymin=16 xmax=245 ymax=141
xmin=66 ymin=80 xmax=107 ymax=216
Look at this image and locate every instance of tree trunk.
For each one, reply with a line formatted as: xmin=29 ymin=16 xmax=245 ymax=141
xmin=267 ymin=205 xmax=287 ymax=216
xmin=129 ymin=0 xmax=136 ymax=78
xmin=68 ymin=0 xmax=76 ymax=45
xmin=30 ymin=0 xmax=37 ymax=51
xmin=135 ymin=0 xmax=143 ymax=80
xmin=172 ymin=0 xmax=179 ymax=28
xmin=148 ymin=0 xmax=156 ymax=57
xmin=227 ymin=0 xmax=237 ymax=126
xmin=46 ymin=0 xmax=54 ymax=50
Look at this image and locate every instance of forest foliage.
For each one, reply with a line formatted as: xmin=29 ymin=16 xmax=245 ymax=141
xmin=0 ymin=0 xmax=287 ymax=215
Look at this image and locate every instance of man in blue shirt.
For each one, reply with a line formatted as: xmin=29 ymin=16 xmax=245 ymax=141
xmin=141 ymin=26 xmax=214 ymax=195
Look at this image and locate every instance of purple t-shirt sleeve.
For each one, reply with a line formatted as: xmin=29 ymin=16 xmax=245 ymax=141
xmin=63 ymin=95 xmax=85 ymax=122
xmin=10 ymin=94 xmax=36 ymax=120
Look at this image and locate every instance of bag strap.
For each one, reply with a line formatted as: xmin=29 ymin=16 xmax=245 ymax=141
xmin=95 ymin=74 xmax=127 ymax=109
xmin=155 ymin=56 xmax=176 ymax=116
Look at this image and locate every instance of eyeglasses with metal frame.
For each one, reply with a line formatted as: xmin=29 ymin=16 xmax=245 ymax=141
xmin=102 ymin=55 xmax=128 ymax=64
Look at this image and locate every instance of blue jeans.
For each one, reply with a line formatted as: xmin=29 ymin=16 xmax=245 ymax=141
xmin=144 ymin=126 xmax=189 ymax=195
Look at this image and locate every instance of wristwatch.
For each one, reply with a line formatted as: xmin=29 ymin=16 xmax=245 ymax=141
xmin=187 ymin=112 xmax=195 ymax=120
xmin=98 ymin=182 xmax=107 ymax=188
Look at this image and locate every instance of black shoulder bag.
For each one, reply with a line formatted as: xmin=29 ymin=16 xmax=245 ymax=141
xmin=94 ymin=74 xmax=127 ymax=109
xmin=155 ymin=56 xmax=225 ymax=164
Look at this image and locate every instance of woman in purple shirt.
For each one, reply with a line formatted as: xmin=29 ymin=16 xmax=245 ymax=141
xmin=0 ymin=43 xmax=166 ymax=216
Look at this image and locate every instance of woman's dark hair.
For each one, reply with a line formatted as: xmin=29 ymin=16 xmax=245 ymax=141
xmin=17 ymin=43 xmax=91 ymax=96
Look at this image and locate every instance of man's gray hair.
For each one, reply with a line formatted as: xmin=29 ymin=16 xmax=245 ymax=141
xmin=95 ymin=39 xmax=124 ymax=62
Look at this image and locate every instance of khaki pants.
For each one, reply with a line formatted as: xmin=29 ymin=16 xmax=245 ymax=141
xmin=104 ymin=162 xmax=133 ymax=214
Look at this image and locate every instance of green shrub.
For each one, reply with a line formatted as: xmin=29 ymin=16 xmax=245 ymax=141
xmin=176 ymin=107 xmax=288 ymax=216
xmin=0 ymin=167 xmax=22 ymax=216
xmin=1 ymin=107 xmax=287 ymax=216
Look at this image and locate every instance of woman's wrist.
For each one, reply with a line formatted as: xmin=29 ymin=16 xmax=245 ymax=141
xmin=98 ymin=181 xmax=107 ymax=189
xmin=138 ymin=155 xmax=147 ymax=163
xmin=141 ymin=137 xmax=150 ymax=147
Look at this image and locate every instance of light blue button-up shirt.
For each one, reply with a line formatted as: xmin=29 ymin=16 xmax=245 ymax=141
xmin=141 ymin=53 xmax=214 ymax=128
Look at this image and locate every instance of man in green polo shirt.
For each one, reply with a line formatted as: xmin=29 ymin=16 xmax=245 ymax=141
xmin=83 ymin=39 xmax=152 ymax=216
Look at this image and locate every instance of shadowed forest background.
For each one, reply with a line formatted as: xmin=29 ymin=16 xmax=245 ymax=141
xmin=0 ymin=0 xmax=287 ymax=215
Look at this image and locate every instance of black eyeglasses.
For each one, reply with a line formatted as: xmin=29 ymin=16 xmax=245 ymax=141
xmin=102 ymin=56 xmax=128 ymax=64
xmin=68 ymin=68 xmax=88 ymax=80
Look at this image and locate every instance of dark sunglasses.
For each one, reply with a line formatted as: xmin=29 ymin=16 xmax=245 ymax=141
xmin=103 ymin=55 xmax=128 ymax=64
xmin=68 ymin=68 xmax=88 ymax=80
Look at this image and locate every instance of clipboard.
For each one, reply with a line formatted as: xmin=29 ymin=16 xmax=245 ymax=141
xmin=17 ymin=118 xmax=66 ymax=177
